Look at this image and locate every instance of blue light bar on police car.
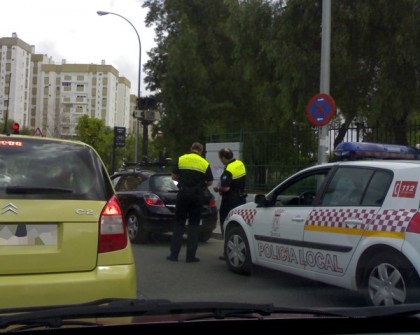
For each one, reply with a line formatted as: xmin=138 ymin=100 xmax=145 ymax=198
xmin=334 ymin=142 xmax=420 ymax=160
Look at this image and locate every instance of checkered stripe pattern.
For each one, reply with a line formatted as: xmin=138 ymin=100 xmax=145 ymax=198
xmin=307 ymin=208 xmax=417 ymax=233
xmin=369 ymin=209 xmax=417 ymax=232
xmin=228 ymin=208 xmax=257 ymax=225
xmin=307 ymin=208 xmax=376 ymax=229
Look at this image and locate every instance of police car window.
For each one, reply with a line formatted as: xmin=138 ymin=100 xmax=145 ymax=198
xmin=321 ymin=167 xmax=374 ymax=206
xmin=361 ymin=170 xmax=392 ymax=206
xmin=274 ymin=171 xmax=328 ymax=206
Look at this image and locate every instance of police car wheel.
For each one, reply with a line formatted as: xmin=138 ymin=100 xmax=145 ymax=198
xmin=126 ymin=210 xmax=149 ymax=244
xmin=363 ymin=252 xmax=419 ymax=306
xmin=225 ymin=226 xmax=252 ymax=275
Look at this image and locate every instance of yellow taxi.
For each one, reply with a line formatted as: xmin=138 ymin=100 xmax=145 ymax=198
xmin=0 ymin=135 xmax=136 ymax=308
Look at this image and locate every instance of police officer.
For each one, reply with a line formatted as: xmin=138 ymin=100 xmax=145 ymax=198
xmin=213 ymin=148 xmax=246 ymax=260
xmin=167 ymin=142 xmax=214 ymax=263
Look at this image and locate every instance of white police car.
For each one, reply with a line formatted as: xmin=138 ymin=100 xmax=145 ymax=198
xmin=223 ymin=142 xmax=420 ymax=306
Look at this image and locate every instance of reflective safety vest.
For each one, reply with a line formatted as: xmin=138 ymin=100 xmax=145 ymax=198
xmin=178 ymin=153 xmax=209 ymax=174
xmin=226 ymin=159 xmax=246 ymax=179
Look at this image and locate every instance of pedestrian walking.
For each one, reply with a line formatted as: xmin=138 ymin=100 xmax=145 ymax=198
xmin=213 ymin=148 xmax=246 ymax=260
xmin=166 ymin=142 xmax=214 ymax=263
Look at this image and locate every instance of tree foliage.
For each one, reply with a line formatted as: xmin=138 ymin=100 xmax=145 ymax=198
xmin=142 ymin=0 xmax=420 ymax=158
xmin=75 ymin=115 xmax=139 ymax=173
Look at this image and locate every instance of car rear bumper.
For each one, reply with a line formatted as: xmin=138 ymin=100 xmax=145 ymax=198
xmin=0 ymin=264 xmax=137 ymax=309
xmin=142 ymin=216 xmax=217 ymax=233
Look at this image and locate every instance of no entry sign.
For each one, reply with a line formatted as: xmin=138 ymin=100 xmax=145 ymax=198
xmin=306 ymin=93 xmax=336 ymax=126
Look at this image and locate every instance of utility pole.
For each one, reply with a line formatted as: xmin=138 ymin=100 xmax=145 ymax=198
xmin=317 ymin=0 xmax=331 ymax=164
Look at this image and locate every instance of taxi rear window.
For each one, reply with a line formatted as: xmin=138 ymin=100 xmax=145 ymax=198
xmin=0 ymin=137 xmax=109 ymax=200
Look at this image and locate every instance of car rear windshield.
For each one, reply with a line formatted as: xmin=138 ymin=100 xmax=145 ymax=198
xmin=150 ymin=175 xmax=178 ymax=192
xmin=114 ymin=174 xmax=178 ymax=193
xmin=0 ymin=137 xmax=112 ymax=200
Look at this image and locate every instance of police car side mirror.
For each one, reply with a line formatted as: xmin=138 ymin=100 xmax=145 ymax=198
xmin=254 ymin=194 xmax=268 ymax=207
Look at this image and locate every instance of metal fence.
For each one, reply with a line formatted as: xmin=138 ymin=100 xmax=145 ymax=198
xmin=208 ymin=123 xmax=420 ymax=193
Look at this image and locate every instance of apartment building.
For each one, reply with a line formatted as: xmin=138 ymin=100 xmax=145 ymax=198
xmin=0 ymin=33 xmax=134 ymax=138
xmin=0 ymin=33 xmax=32 ymax=128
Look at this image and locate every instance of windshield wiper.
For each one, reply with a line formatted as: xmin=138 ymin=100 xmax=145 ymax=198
xmin=2 ymin=298 xmax=420 ymax=330
xmin=9 ymin=319 xmax=101 ymax=332
xmin=0 ymin=298 xmax=364 ymax=330
xmin=6 ymin=186 xmax=73 ymax=194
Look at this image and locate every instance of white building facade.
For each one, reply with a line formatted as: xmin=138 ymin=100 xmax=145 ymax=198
xmin=0 ymin=33 xmax=134 ymax=138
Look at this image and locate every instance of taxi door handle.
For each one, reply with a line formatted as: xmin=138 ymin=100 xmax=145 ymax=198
xmin=292 ymin=216 xmax=305 ymax=223
xmin=344 ymin=219 xmax=363 ymax=227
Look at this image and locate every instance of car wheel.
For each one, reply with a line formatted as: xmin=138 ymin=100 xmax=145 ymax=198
xmin=198 ymin=231 xmax=213 ymax=243
xmin=362 ymin=252 xmax=420 ymax=306
xmin=225 ymin=226 xmax=252 ymax=275
xmin=126 ymin=210 xmax=149 ymax=244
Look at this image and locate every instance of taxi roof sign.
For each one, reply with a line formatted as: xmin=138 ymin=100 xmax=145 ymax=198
xmin=334 ymin=142 xmax=420 ymax=161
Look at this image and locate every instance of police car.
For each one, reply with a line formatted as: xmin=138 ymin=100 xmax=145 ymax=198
xmin=222 ymin=142 xmax=420 ymax=306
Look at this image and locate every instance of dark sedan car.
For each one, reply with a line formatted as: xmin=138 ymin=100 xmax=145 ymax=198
xmin=111 ymin=169 xmax=217 ymax=243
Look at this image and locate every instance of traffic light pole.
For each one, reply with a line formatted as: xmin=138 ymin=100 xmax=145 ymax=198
xmin=136 ymin=97 xmax=158 ymax=163
xmin=141 ymin=120 xmax=150 ymax=161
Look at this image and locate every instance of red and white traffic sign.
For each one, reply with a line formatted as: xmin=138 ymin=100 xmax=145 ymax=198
xmin=306 ymin=93 xmax=336 ymax=126
xmin=33 ymin=127 xmax=44 ymax=137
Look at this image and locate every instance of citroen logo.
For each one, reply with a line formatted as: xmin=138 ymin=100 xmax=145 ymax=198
xmin=1 ymin=203 xmax=18 ymax=214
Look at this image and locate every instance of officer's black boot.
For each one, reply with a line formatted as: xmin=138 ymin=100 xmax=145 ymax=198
xmin=186 ymin=225 xmax=199 ymax=262
xmin=167 ymin=223 xmax=184 ymax=261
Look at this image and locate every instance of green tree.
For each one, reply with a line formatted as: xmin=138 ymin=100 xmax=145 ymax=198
xmin=74 ymin=115 xmax=113 ymax=170
xmin=142 ymin=0 xmax=419 ymax=159
xmin=143 ymin=0 xmax=236 ymax=156
xmin=75 ymin=115 xmax=141 ymax=173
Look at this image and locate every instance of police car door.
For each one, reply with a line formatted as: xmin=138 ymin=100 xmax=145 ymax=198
xmin=252 ymin=167 xmax=330 ymax=271
xmin=303 ymin=166 xmax=389 ymax=277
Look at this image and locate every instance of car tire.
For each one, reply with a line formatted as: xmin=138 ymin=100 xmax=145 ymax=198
xmin=362 ymin=252 xmax=420 ymax=306
xmin=126 ymin=210 xmax=149 ymax=244
xmin=198 ymin=231 xmax=213 ymax=243
xmin=224 ymin=226 xmax=252 ymax=275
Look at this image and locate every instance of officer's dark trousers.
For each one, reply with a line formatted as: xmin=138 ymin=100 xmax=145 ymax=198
xmin=169 ymin=189 xmax=203 ymax=260
xmin=219 ymin=192 xmax=245 ymax=237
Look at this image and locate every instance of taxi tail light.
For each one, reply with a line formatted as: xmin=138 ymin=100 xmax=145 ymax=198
xmin=99 ymin=195 xmax=128 ymax=253
xmin=406 ymin=212 xmax=420 ymax=234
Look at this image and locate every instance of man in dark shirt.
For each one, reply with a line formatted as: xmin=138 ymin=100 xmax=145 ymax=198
xmin=213 ymin=147 xmax=246 ymax=260
xmin=167 ymin=142 xmax=214 ymax=263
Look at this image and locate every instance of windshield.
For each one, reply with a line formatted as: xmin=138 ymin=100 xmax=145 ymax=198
xmin=0 ymin=138 xmax=108 ymax=200
xmin=0 ymin=0 xmax=419 ymax=333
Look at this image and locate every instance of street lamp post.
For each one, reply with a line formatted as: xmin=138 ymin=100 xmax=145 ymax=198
xmin=97 ymin=10 xmax=143 ymax=163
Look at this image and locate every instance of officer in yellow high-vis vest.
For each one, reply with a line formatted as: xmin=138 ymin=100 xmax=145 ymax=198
xmin=213 ymin=148 xmax=246 ymax=260
xmin=167 ymin=142 xmax=213 ymax=263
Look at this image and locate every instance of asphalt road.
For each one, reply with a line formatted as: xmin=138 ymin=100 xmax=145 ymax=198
xmin=132 ymin=234 xmax=366 ymax=308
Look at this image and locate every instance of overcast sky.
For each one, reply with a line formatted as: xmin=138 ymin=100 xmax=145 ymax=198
xmin=0 ymin=0 xmax=156 ymax=95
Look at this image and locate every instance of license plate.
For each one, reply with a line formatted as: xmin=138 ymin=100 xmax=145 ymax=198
xmin=185 ymin=220 xmax=203 ymax=226
xmin=0 ymin=224 xmax=57 ymax=245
